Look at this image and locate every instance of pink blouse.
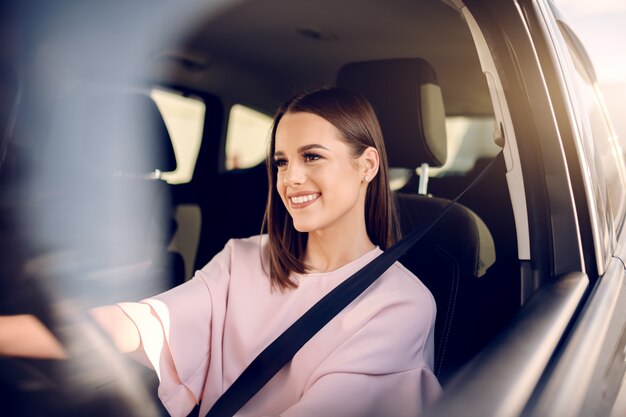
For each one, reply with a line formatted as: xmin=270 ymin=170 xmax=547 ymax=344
xmin=118 ymin=235 xmax=441 ymax=417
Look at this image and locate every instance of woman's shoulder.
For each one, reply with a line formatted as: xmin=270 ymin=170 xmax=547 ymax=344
xmin=194 ymin=234 xmax=270 ymax=292
xmin=226 ymin=234 xmax=269 ymax=260
xmin=229 ymin=233 xmax=268 ymax=247
xmin=205 ymin=234 xmax=267 ymax=260
xmin=196 ymin=234 xmax=268 ymax=274
xmin=376 ymin=261 xmax=437 ymax=316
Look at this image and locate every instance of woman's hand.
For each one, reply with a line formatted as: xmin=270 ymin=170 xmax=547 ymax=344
xmin=0 ymin=306 xmax=141 ymax=359
xmin=0 ymin=314 xmax=67 ymax=358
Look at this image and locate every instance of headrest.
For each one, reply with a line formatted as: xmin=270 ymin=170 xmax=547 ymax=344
xmin=78 ymin=92 xmax=177 ymax=175
xmin=45 ymin=90 xmax=177 ymax=186
xmin=336 ymin=58 xmax=447 ymax=168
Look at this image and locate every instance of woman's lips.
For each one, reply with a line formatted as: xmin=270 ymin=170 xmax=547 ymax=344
xmin=289 ymin=192 xmax=321 ymax=209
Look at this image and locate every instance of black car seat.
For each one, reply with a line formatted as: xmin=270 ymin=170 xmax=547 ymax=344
xmin=337 ymin=58 xmax=500 ymax=384
xmin=195 ymin=161 xmax=268 ymax=270
xmin=425 ymin=156 xmax=521 ymax=322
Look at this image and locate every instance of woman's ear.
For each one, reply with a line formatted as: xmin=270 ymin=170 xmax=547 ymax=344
xmin=360 ymin=147 xmax=380 ymax=181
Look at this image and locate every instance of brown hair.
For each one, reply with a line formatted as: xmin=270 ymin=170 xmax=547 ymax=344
xmin=262 ymin=87 xmax=400 ymax=290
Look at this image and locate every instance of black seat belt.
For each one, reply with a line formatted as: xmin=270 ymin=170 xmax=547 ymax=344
xmin=205 ymin=152 xmax=503 ymax=417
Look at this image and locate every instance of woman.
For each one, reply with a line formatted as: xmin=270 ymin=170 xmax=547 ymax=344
xmin=0 ymin=87 xmax=441 ymax=416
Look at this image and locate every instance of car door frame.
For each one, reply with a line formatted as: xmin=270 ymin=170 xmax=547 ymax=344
xmin=425 ymin=0 xmax=593 ymax=414
xmin=511 ymin=0 xmax=626 ymax=415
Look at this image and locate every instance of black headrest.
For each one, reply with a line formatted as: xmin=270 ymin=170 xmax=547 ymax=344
xmin=79 ymin=92 xmax=177 ymax=175
xmin=337 ymin=58 xmax=447 ymax=168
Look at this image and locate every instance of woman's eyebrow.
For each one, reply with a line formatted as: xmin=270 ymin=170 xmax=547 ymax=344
xmin=297 ymin=144 xmax=329 ymax=152
xmin=274 ymin=144 xmax=329 ymax=158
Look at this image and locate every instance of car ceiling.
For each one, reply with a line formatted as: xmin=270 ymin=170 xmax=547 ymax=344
xmin=14 ymin=0 xmax=493 ymax=117
xmin=156 ymin=0 xmax=493 ymax=116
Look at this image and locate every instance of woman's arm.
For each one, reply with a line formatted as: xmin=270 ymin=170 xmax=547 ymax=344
xmin=0 ymin=305 xmax=142 ymax=359
xmin=90 ymin=305 xmax=141 ymax=353
xmin=0 ymin=314 xmax=67 ymax=358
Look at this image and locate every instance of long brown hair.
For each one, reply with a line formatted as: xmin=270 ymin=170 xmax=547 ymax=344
xmin=262 ymin=87 xmax=400 ymax=290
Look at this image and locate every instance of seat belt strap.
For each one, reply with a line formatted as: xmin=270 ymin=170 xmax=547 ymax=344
xmin=206 ymin=152 xmax=503 ymax=417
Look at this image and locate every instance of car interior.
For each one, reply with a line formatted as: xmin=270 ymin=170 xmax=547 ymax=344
xmin=162 ymin=0 xmax=521 ymax=385
xmin=1 ymin=0 xmax=528 ymax=414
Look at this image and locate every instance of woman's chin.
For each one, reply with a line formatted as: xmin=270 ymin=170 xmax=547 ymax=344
xmin=291 ymin=218 xmax=319 ymax=234
xmin=292 ymin=223 xmax=313 ymax=233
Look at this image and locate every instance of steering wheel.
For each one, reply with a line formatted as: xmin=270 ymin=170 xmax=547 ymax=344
xmin=0 ymin=262 xmax=165 ymax=417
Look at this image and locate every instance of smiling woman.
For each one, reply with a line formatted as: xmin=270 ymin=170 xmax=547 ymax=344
xmin=105 ymin=87 xmax=441 ymax=417
xmin=266 ymin=88 xmax=399 ymax=288
xmin=274 ymin=112 xmax=378 ymax=265
xmin=0 ymin=87 xmax=441 ymax=417
xmin=5 ymin=0 xmax=626 ymax=414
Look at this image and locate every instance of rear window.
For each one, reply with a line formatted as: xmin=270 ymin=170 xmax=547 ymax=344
xmin=151 ymin=88 xmax=206 ymax=184
xmin=224 ymin=104 xmax=272 ymax=170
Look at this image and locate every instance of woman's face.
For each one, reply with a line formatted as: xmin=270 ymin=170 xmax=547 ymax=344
xmin=274 ymin=111 xmax=375 ymax=235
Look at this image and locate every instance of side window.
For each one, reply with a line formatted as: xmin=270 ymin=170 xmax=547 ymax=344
xmin=224 ymin=104 xmax=272 ymax=170
xmin=558 ymin=23 xmax=626 ymax=234
xmin=430 ymin=116 xmax=500 ymax=177
xmin=390 ymin=116 xmax=499 ymax=190
xmin=151 ymin=88 xmax=206 ymax=184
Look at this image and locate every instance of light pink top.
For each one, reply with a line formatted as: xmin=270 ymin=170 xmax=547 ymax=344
xmin=118 ymin=235 xmax=441 ymax=417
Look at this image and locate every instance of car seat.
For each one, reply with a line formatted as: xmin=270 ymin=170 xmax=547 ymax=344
xmin=337 ymin=58 xmax=500 ymax=384
xmin=195 ymin=161 xmax=268 ymax=269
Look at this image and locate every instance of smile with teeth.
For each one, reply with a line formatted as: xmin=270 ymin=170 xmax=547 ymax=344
xmin=290 ymin=193 xmax=320 ymax=205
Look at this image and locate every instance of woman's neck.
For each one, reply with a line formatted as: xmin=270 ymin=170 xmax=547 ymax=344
xmin=303 ymin=226 xmax=376 ymax=273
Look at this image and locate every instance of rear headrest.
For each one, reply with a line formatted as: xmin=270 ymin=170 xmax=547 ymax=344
xmin=79 ymin=92 xmax=177 ymax=175
xmin=337 ymin=58 xmax=447 ymax=168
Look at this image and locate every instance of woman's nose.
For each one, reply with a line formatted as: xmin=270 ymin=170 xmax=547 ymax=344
xmin=283 ymin=163 xmax=306 ymax=185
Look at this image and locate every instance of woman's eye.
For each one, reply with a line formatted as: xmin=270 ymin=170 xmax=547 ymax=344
xmin=273 ymin=158 xmax=287 ymax=168
xmin=303 ymin=153 xmax=321 ymax=162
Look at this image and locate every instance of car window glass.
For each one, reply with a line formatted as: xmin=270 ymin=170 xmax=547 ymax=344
xmin=429 ymin=116 xmax=500 ymax=177
xmin=151 ymin=88 xmax=206 ymax=184
xmin=389 ymin=117 xmax=499 ymax=190
xmin=383 ymin=116 xmax=500 ymax=191
xmin=558 ymin=23 xmax=626 ymax=234
xmin=225 ymin=104 xmax=272 ymax=170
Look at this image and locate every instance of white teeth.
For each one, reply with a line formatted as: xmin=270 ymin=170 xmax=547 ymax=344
xmin=290 ymin=194 xmax=318 ymax=204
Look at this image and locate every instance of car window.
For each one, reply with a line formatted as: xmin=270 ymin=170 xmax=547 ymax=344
xmin=225 ymin=104 xmax=272 ymax=170
xmin=390 ymin=116 xmax=499 ymax=191
xmin=557 ymin=22 xmax=626 ymax=238
xmin=150 ymin=88 xmax=206 ymax=184
xmin=430 ymin=116 xmax=500 ymax=177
